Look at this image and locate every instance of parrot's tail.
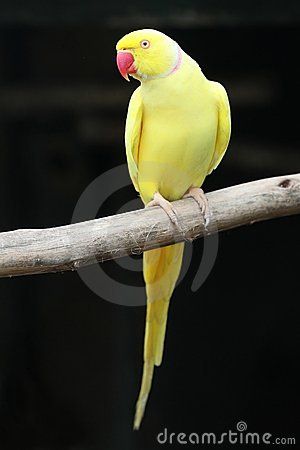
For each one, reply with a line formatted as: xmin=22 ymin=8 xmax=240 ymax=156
xmin=133 ymin=242 xmax=185 ymax=430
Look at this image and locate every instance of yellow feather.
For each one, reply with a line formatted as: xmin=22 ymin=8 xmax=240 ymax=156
xmin=134 ymin=243 xmax=184 ymax=430
xmin=124 ymin=87 xmax=142 ymax=192
xmin=207 ymin=82 xmax=231 ymax=174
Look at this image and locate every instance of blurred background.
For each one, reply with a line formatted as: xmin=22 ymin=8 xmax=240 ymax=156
xmin=0 ymin=1 xmax=299 ymax=449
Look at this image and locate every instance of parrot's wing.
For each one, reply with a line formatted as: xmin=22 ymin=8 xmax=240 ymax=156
xmin=125 ymin=86 xmax=143 ymax=192
xmin=207 ymin=82 xmax=231 ymax=174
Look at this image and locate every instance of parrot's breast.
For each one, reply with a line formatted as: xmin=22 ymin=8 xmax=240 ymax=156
xmin=137 ymin=62 xmax=218 ymax=204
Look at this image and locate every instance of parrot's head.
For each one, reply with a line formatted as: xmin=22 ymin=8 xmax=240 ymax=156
xmin=116 ymin=29 xmax=181 ymax=81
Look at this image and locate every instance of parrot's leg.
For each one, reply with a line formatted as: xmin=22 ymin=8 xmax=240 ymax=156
xmin=146 ymin=192 xmax=179 ymax=225
xmin=183 ymin=187 xmax=210 ymax=225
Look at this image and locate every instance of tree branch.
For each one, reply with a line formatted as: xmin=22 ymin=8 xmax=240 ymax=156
xmin=0 ymin=174 xmax=299 ymax=278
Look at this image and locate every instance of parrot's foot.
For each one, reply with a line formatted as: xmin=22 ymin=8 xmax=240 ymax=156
xmin=146 ymin=192 xmax=178 ymax=225
xmin=183 ymin=187 xmax=210 ymax=226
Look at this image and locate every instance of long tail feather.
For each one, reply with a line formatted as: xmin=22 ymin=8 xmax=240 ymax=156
xmin=134 ymin=242 xmax=184 ymax=429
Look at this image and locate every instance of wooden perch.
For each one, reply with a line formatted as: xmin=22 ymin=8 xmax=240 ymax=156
xmin=0 ymin=174 xmax=299 ymax=278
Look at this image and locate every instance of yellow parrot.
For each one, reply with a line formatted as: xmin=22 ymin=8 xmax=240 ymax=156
xmin=116 ymin=29 xmax=231 ymax=429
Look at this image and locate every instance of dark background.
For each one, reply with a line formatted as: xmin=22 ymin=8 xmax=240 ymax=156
xmin=0 ymin=1 xmax=299 ymax=449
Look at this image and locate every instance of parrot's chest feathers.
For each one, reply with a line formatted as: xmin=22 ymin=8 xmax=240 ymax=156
xmin=140 ymin=58 xmax=208 ymax=114
xmin=137 ymin=76 xmax=218 ymax=202
xmin=136 ymin=57 xmax=220 ymax=202
xmin=140 ymin=75 xmax=215 ymax=135
xmin=141 ymin=78 xmax=189 ymax=108
xmin=141 ymin=79 xmax=184 ymax=109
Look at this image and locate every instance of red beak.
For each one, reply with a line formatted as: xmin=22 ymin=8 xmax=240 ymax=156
xmin=116 ymin=51 xmax=136 ymax=81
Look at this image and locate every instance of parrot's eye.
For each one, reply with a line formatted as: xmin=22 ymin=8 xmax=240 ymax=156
xmin=140 ymin=40 xmax=150 ymax=49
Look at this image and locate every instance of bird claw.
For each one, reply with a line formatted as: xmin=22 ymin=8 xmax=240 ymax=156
xmin=183 ymin=187 xmax=210 ymax=227
xmin=146 ymin=192 xmax=179 ymax=226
